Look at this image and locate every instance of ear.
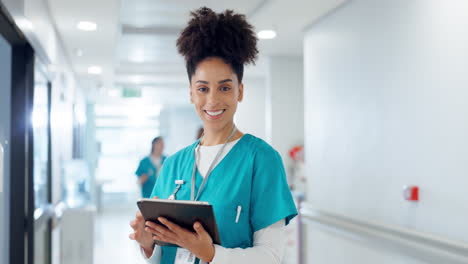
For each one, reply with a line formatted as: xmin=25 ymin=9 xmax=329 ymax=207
xmin=238 ymin=83 xmax=244 ymax=102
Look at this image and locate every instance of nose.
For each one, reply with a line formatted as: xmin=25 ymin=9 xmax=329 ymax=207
xmin=206 ymin=89 xmax=221 ymax=107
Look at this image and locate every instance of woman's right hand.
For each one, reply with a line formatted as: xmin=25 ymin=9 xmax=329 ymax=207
xmin=129 ymin=196 xmax=158 ymax=257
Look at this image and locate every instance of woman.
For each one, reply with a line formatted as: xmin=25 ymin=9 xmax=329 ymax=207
xmin=129 ymin=7 xmax=297 ymax=264
xmin=135 ymin=137 xmax=166 ymax=198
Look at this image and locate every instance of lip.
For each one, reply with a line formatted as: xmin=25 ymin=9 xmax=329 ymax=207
xmin=204 ymin=109 xmax=225 ymax=120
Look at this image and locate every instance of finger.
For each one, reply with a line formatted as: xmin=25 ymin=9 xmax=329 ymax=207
xmin=145 ymin=221 xmax=166 ymax=232
xmin=153 ymin=223 xmax=177 ymax=238
xmin=153 ymin=231 xmax=177 ymax=245
xmin=145 ymin=221 xmax=160 ymax=229
xmin=145 ymin=226 xmax=158 ymax=234
xmin=130 ymin=220 xmax=139 ymax=229
xmin=158 ymin=217 xmax=183 ymax=233
xmin=136 ymin=210 xmax=144 ymax=220
xmin=194 ymin=222 xmax=208 ymax=236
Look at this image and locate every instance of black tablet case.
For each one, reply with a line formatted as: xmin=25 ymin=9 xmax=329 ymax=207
xmin=137 ymin=199 xmax=221 ymax=247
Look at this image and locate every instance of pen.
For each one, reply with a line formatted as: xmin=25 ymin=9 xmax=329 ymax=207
xmin=235 ymin=205 xmax=242 ymax=223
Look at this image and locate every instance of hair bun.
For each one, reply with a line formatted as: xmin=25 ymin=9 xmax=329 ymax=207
xmin=177 ymin=7 xmax=258 ymax=66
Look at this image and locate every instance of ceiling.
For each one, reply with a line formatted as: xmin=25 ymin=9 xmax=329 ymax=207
xmin=46 ymin=0 xmax=346 ymax=106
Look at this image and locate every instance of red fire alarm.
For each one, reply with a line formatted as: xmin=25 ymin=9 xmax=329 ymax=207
xmin=403 ymin=186 xmax=419 ymax=201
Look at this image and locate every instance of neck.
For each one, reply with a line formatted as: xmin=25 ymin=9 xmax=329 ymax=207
xmin=151 ymin=153 xmax=161 ymax=158
xmin=201 ymin=123 xmax=239 ymax=146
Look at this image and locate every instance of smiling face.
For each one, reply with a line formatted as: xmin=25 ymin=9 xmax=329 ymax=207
xmin=190 ymin=57 xmax=243 ymax=132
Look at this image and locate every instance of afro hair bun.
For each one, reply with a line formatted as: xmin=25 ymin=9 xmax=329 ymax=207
xmin=176 ymin=7 xmax=259 ymax=67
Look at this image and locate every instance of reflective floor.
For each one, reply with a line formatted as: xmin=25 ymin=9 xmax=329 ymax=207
xmin=94 ymin=193 xmax=146 ymax=264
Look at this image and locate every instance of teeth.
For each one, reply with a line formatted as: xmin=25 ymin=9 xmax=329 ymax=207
xmin=206 ymin=110 xmax=224 ymax=116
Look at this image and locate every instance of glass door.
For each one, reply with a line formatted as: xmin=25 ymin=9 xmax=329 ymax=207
xmin=32 ymin=62 xmax=52 ymax=264
xmin=0 ymin=29 xmax=12 ymax=264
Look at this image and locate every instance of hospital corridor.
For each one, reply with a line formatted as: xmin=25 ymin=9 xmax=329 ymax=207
xmin=1 ymin=0 xmax=468 ymax=264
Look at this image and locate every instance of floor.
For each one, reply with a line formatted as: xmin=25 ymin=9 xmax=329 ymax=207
xmin=94 ymin=192 xmax=148 ymax=264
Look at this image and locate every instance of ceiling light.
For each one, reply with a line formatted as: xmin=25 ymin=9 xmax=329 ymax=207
xmin=257 ymin=30 xmax=277 ymax=39
xmin=77 ymin=21 xmax=97 ymax=31
xmin=108 ymin=89 xmax=120 ymax=97
xmin=87 ymin=66 xmax=102 ymax=75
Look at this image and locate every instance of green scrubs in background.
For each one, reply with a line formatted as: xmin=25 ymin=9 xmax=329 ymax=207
xmin=136 ymin=156 xmax=166 ymax=198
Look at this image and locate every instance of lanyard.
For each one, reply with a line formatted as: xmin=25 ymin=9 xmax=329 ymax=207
xmin=190 ymin=126 xmax=237 ymax=201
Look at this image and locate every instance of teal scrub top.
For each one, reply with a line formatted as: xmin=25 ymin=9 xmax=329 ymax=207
xmin=150 ymin=134 xmax=298 ymax=264
xmin=135 ymin=156 xmax=167 ymax=198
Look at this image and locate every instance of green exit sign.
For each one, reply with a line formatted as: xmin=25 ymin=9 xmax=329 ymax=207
xmin=122 ymin=87 xmax=142 ymax=98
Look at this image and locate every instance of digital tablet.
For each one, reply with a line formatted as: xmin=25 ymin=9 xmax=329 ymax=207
xmin=137 ymin=198 xmax=221 ymax=247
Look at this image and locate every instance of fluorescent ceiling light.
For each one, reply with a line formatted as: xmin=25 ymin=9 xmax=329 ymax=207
xmin=108 ymin=89 xmax=120 ymax=97
xmin=77 ymin=21 xmax=97 ymax=31
xmin=257 ymin=30 xmax=277 ymax=39
xmin=88 ymin=66 xmax=102 ymax=75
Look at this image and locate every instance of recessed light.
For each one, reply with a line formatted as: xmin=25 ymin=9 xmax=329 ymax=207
xmin=257 ymin=30 xmax=277 ymax=39
xmin=77 ymin=21 xmax=97 ymax=31
xmin=88 ymin=66 xmax=102 ymax=75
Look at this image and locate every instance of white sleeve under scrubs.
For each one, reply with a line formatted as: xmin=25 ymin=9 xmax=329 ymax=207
xmin=145 ymin=134 xmax=298 ymax=264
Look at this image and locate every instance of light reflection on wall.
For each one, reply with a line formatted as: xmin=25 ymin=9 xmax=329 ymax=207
xmin=94 ymin=102 xmax=162 ymax=194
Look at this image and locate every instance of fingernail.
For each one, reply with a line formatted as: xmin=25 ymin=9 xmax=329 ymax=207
xmin=194 ymin=223 xmax=200 ymax=228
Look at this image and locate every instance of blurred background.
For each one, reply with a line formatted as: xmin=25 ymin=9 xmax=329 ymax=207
xmin=1 ymin=0 xmax=468 ymax=264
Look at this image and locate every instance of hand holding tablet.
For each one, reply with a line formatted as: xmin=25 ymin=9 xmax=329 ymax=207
xmin=136 ymin=198 xmax=221 ymax=247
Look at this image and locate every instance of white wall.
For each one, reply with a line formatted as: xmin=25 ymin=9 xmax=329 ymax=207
xmin=267 ymin=56 xmax=304 ymax=173
xmin=159 ymin=105 xmax=202 ymax=156
xmin=0 ymin=32 xmax=12 ymax=264
xmin=305 ymin=227 xmax=428 ymax=264
xmin=304 ymin=0 xmax=468 ymax=263
xmin=235 ymin=77 xmax=267 ymax=140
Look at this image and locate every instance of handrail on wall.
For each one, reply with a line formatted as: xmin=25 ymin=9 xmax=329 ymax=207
xmin=301 ymin=203 xmax=468 ymax=264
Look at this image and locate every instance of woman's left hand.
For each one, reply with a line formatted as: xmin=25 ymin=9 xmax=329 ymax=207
xmin=145 ymin=217 xmax=215 ymax=262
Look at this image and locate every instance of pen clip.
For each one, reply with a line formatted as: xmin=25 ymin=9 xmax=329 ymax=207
xmin=235 ymin=205 xmax=242 ymax=223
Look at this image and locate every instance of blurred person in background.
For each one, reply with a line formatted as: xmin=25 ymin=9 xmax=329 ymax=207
xmin=135 ymin=137 xmax=167 ymax=198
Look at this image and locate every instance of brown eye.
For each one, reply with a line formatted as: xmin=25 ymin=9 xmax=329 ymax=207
xmin=198 ymin=87 xmax=208 ymax=92
xmin=221 ymin=86 xmax=231 ymax=92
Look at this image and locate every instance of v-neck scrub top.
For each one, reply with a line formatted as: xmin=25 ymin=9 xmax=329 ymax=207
xmin=150 ymin=134 xmax=298 ymax=264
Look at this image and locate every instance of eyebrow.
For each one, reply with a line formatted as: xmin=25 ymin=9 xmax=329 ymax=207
xmin=195 ymin=79 xmax=233 ymax=85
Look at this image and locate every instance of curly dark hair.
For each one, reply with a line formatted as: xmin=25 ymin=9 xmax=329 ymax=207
xmin=176 ymin=7 xmax=258 ymax=83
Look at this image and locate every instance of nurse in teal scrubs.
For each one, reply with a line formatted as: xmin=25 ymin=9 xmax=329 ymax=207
xmin=129 ymin=7 xmax=297 ymax=264
xmin=135 ymin=137 xmax=166 ymax=198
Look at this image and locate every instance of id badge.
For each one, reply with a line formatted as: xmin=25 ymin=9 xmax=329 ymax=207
xmin=175 ymin=248 xmax=196 ymax=264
